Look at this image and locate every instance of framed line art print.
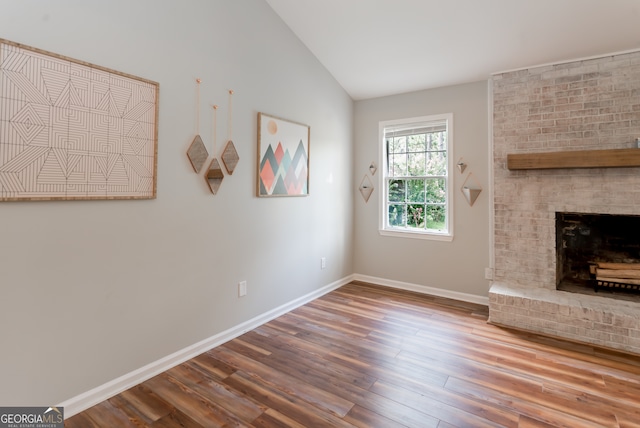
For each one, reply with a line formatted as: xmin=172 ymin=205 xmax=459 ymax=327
xmin=257 ymin=112 xmax=309 ymax=197
xmin=0 ymin=38 xmax=159 ymax=201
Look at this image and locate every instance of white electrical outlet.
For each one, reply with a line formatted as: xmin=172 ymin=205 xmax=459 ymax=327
xmin=238 ymin=281 xmax=247 ymax=297
xmin=321 ymin=257 xmax=326 ymax=269
xmin=484 ymin=268 xmax=494 ymax=280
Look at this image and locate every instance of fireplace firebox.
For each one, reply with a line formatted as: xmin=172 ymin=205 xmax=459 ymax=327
xmin=556 ymin=212 xmax=640 ymax=299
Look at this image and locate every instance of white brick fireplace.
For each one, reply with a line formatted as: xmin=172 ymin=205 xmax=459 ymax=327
xmin=489 ymin=50 xmax=640 ymax=355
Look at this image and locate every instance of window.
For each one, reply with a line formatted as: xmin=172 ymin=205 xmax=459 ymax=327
xmin=379 ymin=114 xmax=453 ymax=241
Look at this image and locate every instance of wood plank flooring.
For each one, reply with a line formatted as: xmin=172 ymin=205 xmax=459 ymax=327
xmin=66 ymin=282 xmax=640 ymax=427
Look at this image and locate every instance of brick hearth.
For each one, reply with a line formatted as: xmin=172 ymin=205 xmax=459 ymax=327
xmin=489 ymin=50 xmax=640 ymax=355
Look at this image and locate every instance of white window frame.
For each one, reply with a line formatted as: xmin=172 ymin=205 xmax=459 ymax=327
xmin=378 ymin=113 xmax=454 ymax=241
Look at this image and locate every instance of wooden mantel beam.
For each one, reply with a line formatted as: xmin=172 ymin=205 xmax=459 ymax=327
xmin=507 ymin=148 xmax=640 ymax=170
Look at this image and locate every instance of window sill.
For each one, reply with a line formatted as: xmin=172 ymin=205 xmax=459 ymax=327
xmin=379 ymin=228 xmax=453 ymax=242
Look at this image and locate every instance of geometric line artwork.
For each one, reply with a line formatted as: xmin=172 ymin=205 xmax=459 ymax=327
xmin=0 ymin=38 xmax=159 ymax=201
xmin=11 ymin=103 xmax=46 ymax=144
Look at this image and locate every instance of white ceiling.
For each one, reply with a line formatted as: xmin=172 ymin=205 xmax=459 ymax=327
xmin=265 ymin=0 xmax=640 ymax=100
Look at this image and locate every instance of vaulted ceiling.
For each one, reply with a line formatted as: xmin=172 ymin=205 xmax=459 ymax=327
xmin=265 ymin=0 xmax=640 ymax=100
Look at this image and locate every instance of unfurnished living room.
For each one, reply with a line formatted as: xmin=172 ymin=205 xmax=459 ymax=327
xmin=1 ymin=1 xmax=639 ymax=427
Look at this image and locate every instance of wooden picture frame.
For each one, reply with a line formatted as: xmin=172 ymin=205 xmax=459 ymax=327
xmin=257 ymin=112 xmax=309 ymax=197
xmin=0 ymin=38 xmax=159 ymax=201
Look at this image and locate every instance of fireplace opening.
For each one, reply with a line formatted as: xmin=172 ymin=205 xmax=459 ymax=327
xmin=556 ymin=212 xmax=640 ymax=301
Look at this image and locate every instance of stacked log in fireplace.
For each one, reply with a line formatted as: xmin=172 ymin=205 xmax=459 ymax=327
xmin=589 ymin=262 xmax=640 ymax=294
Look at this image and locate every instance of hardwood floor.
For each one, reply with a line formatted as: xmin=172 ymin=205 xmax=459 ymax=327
xmin=66 ymin=282 xmax=640 ymax=427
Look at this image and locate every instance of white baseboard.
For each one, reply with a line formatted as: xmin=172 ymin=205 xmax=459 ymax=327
xmin=58 ymin=275 xmax=354 ymax=418
xmin=352 ymin=274 xmax=489 ymax=306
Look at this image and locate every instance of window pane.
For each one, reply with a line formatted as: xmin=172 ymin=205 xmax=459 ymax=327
xmin=390 ymin=153 xmax=407 ymax=177
xmin=407 ymin=179 xmax=425 ymax=203
xmin=389 ymin=136 xmax=406 ymax=154
xmin=427 ymin=132 xmax=446 ymax=150
xmin=406 ymin=134 xmax=425 ymax=153
xmin=408 ymin=204 xmax=425 ymax=228
xmin=425 ymin=178 xmax=446 ymax=204
xmin=426 ymin=151 xmax=447 ymax=175
xmin=426 ymin=205 xmax=446 ymax=230
xmin=388 ymin=179 xmax=406 ymax=202
xmin=407 ymin=152 xmax=425 ymax=176
xmin=388 ymin=204 xmax=406 ymax=227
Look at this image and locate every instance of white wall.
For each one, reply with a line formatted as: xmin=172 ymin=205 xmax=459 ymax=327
xmin=353 ymin=81 xmax=490 ymax=297
xmin=0 ymin=0 xmax=353 ymax=406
